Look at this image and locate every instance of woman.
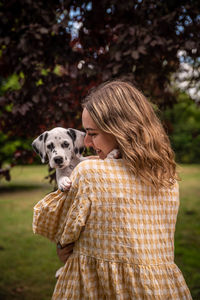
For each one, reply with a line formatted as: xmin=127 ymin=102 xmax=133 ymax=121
xmin=33 ymin=80 xmax=192 ymax=299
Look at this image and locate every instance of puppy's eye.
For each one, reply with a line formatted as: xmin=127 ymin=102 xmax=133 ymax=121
xmin=62 ymin=141 xmax=70 ymax=148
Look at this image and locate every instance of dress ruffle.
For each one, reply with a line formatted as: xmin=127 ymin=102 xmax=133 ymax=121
xmin=53 ymin=253 xmax=191 ymax=300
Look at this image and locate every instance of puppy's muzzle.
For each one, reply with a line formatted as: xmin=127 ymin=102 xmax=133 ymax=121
xmin=54 ymin=156 xmax=63 ymax=165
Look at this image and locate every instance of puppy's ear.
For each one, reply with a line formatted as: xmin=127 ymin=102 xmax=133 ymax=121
xmin=67 ymin=128 xmax=76 ymax=143
xmin=32 ymin=131 xmax=49 ymax=163
xmin=67 ymin=128 xmax=86 ymax=158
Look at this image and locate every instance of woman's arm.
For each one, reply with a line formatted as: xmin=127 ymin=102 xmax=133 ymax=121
xmin=33 ymin=165 xmax=91 ymax=245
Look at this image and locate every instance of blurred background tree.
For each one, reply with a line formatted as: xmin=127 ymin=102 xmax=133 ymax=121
xmin=0 ymin=0 xmax=199 ymax=180
xmin=161 ymin=92 xmax=200 ymax=163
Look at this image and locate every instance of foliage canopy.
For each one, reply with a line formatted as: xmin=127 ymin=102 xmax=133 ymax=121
xmin=0 ymin=0 xmax=199 ymax=178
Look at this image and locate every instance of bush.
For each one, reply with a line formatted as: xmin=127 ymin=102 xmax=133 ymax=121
xmin=161 ymin=93 xmax=200 ymax=163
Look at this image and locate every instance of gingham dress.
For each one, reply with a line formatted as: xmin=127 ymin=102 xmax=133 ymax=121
xmin=33 ymin=158 xmax=192 ymax=300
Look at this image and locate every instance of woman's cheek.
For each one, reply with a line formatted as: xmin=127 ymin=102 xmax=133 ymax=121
xmin=93 ymin=137 xmax=99 ymax=148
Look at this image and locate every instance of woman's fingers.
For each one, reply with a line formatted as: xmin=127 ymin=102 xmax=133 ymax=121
xmin=56 ymin=243 xmax=75 ymax=263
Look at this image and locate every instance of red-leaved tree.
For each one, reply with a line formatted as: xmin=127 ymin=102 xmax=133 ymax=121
xmin=0 ymin=0 xmax=199 ymax=179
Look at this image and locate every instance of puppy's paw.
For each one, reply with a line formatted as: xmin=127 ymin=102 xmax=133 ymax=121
xmin=55 ymin=266 xmax=64 ymax=279
xmin=58 ymin=177 xmax=72 ymax=192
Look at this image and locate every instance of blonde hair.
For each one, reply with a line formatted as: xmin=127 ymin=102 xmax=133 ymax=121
xmin=82 ymin=80 xmax=178 ymax=190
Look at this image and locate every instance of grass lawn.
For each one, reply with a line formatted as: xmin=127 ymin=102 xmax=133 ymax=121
xmin=0 ymin=166 xmax=60 ymax=300
xmin=0 ymin=164 xmax=200 ymax=299
xmin=175 ymin=164 xmax=200 ymax=299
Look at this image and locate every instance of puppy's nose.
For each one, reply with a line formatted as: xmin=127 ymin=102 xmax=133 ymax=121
xmin=54 ymin=156 xmax=63 ymax=165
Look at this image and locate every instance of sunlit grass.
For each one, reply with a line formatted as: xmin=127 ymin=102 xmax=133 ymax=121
xmin=0 ymin=165 xmax=51 ymax=191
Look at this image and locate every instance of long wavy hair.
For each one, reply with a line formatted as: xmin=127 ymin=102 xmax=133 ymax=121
xmin=82 ymin=80 xmax=178 ymax=190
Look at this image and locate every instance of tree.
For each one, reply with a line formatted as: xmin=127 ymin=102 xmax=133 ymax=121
xmin=0 ymin=0 xmax=199 ymax=179
xmin=161 ymin=92 xmax=200 ymax=163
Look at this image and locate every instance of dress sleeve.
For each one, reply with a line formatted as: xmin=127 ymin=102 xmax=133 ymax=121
xmin=32 ymin=166 xmax=91 ymax=245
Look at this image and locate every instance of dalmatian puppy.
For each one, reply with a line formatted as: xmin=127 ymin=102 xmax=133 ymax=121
xmin=32 ymin=127 xmax=86 ymax=191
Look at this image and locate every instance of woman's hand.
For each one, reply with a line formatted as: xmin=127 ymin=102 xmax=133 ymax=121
xmin=56 ymin=243 xmax=74 ymax=263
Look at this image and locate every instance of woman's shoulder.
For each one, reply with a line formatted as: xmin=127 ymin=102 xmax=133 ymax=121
xmin=75 ymin=158 xmax=124 ymax=175
xmin=71 ymin=158 xmax=128 ymax=187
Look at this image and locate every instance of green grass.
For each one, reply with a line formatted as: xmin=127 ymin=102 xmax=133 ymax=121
xmin=0 ymin=166 xmax=60 ymax=300
xmin=175 ymin=164 xmax=200 ymax=299
xmin=0 ymin=164 xmax=200 ymax=299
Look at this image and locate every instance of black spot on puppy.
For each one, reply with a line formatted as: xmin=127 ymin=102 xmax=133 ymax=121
xmin=67 ymin=129 xmax=76 ymax=142
xmin=74 ymin=147 xmax=78 ymax=154
xmin=47 ymin=142 xmax=55 ymax=152
xmin=39 ymin=134 xmax=43 ymax=141
xmin=44 ymin=133 xmax=48 ymax=142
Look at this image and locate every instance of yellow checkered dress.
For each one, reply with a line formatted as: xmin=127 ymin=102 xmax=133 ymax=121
xmin=33 ymin=158 xmax=192 ymax=300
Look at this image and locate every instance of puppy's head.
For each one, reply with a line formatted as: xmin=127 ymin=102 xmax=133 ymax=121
xmin=32 ymin=127 xmax=85 ymax=169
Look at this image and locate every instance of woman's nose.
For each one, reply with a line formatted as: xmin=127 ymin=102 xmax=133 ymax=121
xmin=84 ymin=134 xmax=93 ymax=148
